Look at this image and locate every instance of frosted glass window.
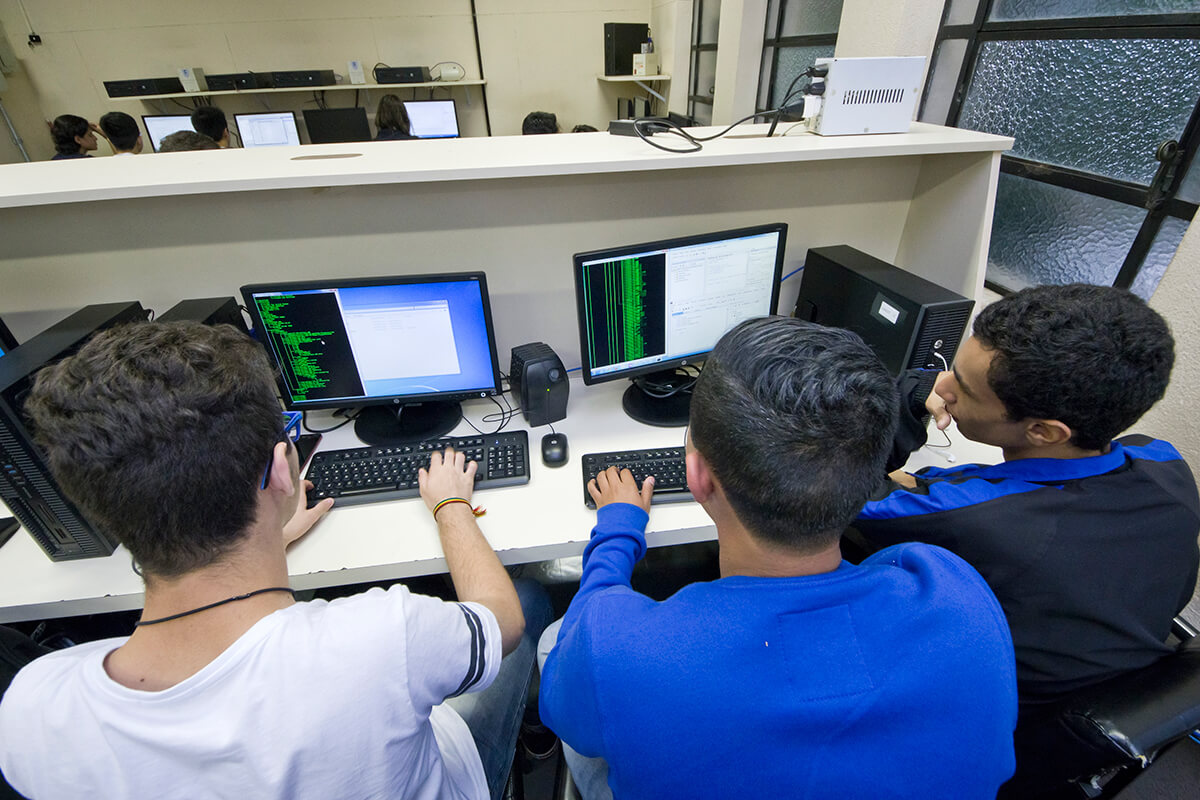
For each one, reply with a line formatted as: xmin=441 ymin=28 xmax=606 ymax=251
xmin=696 ymin=50 xmax=718 ymax=99
xmin=781 ymin=0 xmax=844 ymax=36
xmin=960 ymin=38 xmax=1200 ymax=185
xmin=947 ymin=0 xmax=983 ymax=24
xmin=987 ymin=173 xmax=1147 ymax=289
xmin=699 ymin=0 xmax=722 ymax=44
xmin=1130 ymin=216 xmax=1191 ymax=299
xmin=1180 ymin=157 xmax=1200 ymax=204
xmin=771 ymin=45 xmax=837 ymax=107
xmin=991 ymin=0 xmax=1200 ymax=21
xmin=921 ymin=39 xmax=967 ymax=125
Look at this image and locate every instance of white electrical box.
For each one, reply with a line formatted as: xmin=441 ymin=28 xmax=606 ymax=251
xmin=807 ymin=56 xmax=925 ymax=137
xmin=178 ymin=67 xmax=207 ymax=93
xmin=347 ymin=60 xmax=366 ymax=85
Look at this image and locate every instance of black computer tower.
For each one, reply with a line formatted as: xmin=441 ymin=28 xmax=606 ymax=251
xmin=205 ymin=72 xmax=275 ymax=91
xmin=271 ymin=70 xmax=337 ymax=88
xmin=0 ymin=302 xmax=147 ymax=561
xmin=794 ymin=246 xmax=975 ymax=375
xmin=158 ymin=297 xmax=249 ymax=334
xmin=103 ymin=76 xmax=186 ymax=97
xmin=604 ymin=23 xmax=649 ymax=76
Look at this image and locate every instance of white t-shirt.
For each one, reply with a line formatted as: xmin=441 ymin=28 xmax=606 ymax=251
xmin=0 ymin=585 xmax=502 ymax=800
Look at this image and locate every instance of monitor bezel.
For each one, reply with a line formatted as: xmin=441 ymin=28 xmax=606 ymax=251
xmin=402 ymin=99 xmax=460 ymax=139
xmin=240 ymin=272 xmax=504 ymax=413
xmin=140 ymin=114 xmax=196 ymax=153
xmin=573 ymin=222 xmax=788 ymax=387
xmin=301 ymin=107 xmax=372 ymax=144
xmin=233 ymin=111 xmax=301 ymax=149
xmin=0 ymin=316 xmax=18 ymax=355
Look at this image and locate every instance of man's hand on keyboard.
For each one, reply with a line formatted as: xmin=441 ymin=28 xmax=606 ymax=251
xmin=419 ymin=446 xmax=478 ymax=512
xmin=588 ymin=466 xmax=655 ymax=513
xmin=284 ymin=479 xmax=335 ymax=547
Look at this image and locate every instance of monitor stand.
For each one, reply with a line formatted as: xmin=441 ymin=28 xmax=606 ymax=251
xmin=622 ymin=371 xmax=693 ymax=427
xmin=354 ymin=401 xmax=463 ymax=445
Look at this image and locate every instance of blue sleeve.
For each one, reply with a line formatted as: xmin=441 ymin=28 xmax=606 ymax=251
xmin=538 ymin=503 xmax=649 ymax=757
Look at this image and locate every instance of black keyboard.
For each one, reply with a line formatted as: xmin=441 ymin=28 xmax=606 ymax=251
xmin=305 ymin=431 xmax=529 ymax=508
xmin=581 ymin=447 xmax=693 ymax=508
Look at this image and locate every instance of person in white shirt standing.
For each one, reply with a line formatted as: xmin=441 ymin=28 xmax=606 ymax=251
xmin=0 ymin=320 xmax=549 ymax=800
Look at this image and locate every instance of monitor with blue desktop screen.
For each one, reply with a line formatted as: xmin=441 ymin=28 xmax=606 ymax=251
xmin=403 ymin=100 xmax=460 ymax=138
xmin=141 ymin=115 xmax=196 ymax=152
xmin=234 ymin=112 xmax=301 ymax=148
xmin=240 ymin=273 xmax=502 ymax=444
xmin=574 ymin=223 xmax=787 ymax=426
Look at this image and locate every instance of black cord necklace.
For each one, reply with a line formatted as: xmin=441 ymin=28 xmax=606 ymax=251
xmin=135 ymin=587 xmax=297 ymax=627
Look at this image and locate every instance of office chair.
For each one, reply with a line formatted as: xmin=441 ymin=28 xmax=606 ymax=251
xmin=1004 ymin=616 xmax=1200 ymax=799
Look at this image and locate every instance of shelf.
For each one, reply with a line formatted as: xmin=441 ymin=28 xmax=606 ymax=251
xmin=596 ymin=75 xmax=670 ymax=83
xmin=110 ymin=79 xmax=487 ymax=102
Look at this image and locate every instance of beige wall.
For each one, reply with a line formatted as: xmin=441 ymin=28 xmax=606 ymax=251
xmin=0 ymin=0 xmax=685 ymax=159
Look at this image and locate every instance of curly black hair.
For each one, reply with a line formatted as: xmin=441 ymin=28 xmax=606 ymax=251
xmin=973 ymin=284 xmax=1174 ymax=452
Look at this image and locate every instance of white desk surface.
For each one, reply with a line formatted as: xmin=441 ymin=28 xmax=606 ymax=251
xmin=0 ymin=375 xmax=1003 ymax=624
xmin=0 ymin=122 xmax=1012 ymax=210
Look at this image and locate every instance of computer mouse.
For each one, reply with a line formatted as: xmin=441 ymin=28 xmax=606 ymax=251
xmin=541 ymin=433 xmax=569 ymax=467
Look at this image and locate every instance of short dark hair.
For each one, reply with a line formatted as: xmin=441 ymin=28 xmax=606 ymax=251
xmin=571 ymin=124 xmax=598 ymax=133
xmin=190 ymin=106 xmax=228 ymax=142
xmin=25 ymin=322 xmax=283 ymax=579
xmin=376 ymin=94 xmax=411 ymax=134
xmin=159 ymin=130 xmax=220 ymax=152
xmin=973 ymin=283 xmax=1174 ymax=451
xmin=690 ymin=317 xmax=898 ymax=551
xmin=50 ymin=114 xmax=88 ymax=155
xmin=522 ymin=111 xmax=558 ymax=134
xmin=99 ymin=111 xmax=140 ymax=151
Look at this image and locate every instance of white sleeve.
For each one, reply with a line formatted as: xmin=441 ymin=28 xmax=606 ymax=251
xmin=402 ymin=591 xmax=503 ymax=713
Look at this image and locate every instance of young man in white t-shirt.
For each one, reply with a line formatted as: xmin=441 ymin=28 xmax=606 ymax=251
xmin=0 ymin=321 xmax=549 ymax=800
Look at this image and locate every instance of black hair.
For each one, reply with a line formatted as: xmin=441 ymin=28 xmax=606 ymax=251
xmin=99 ymin=111 xmax=140 ymax=152
xmin=26 ymin=322 xmax=282 ymax=579
xmin=572 ymin=124 xmax=598 ymax=133
xmin=522 ymin=111 xmax=558 ymax=134
xmin=159 ymin=130 xmax=220 ymax=152
xmin=376 ymin=94 xmax=411 ymax=135
xmin=689 ymin=317 xmax=898 ymax=552
xmin=50 ymin=114 xmax=89 ymax=155
xmin=190 ymin=106 xmax=228 ymax=142
xmin=973 ymin=283 xmax=1174 ymax=451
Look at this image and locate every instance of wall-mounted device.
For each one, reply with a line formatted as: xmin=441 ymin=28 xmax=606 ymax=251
xmin=805 ymin=56 xmax=925 ymax=136
xmin=178 ymin=67 xmax=206 ymax=93
xmin=793 ymin=245 xmax=974 ymax=375
xmin=604 ymin=23 xmax=648 ymax=76
xmin=510 ymin=343 xmax=569 ymax=427
xmin=376 ymin=66 xmax=431 ymax=84
xmin=0 ymin=302 xmax=149 ymax=561
xmin=104 ymin=76 xmax=186 ymax=97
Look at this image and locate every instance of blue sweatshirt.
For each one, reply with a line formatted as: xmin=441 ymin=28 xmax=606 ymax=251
xmin=540 ymin=504 xmax=1017 ymax=799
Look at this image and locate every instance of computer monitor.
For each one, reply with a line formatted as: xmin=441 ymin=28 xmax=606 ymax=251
xmin=240 ymin=273 xmax=503 ymax=445
xmin=142 ymin=115 xmax=195 ymax=152
xmin=0 ymin=316 xmax=17 ymax=358
xmin=574 ymin=223 xmax=787 ymax=426
xmin=403 ymin=100 xmax=460 ymax=139
xmin=303 ymin=108 xmax=372 ymax=144
xmin=233 ymin=112 xmax=301 ymax=148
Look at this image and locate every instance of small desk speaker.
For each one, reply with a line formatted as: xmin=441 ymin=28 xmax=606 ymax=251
xmin=510 ymin=343 xmax=568 ymax=427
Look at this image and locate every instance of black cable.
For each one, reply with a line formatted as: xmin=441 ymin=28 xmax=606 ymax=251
xmin=372 ymin=62 xmax=389 ymax=83
xmin=302 ymin=409 xmax=358 ymax=434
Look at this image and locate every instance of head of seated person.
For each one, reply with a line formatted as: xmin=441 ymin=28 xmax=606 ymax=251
xmin=99 ymin=111 xmax=142 ymax=155
xmin=571 ymin=124 xmax=598 ymax=133
xmin=521 ymin=111 xmax=558 ymax=134
xmin=159 ymin=130 xmax=220 ymax=152
xmin=687 ymin=317 xmax=898 ymax=563
xmin=935 ymin=284 xmax=1174 ymax=460
xmin=25 ymin=322 xmax=288 ymax=582
xmin=375 ymin=94 xmax=413 ymax=140
xmin=49 ymin=114 xmax=97 ymax=159
xmin=190 ymin=106 xmax=229 ymax=147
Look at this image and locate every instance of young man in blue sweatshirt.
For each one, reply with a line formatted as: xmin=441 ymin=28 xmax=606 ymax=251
xmin=539 ymin=317 xmax=1018 ymax=800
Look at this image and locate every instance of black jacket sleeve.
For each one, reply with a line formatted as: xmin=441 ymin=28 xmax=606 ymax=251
xmin=886 ymin=369 xmax=939 ymax=473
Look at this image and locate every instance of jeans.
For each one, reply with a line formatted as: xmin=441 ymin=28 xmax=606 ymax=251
xmin=537 ymin=619 xmax=615 ymax=800
xmin=445 ymin=579 xmax=552 ymax=800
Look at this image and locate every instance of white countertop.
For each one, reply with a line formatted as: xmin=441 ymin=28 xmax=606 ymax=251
xmin=0 ymin=123 xmax=1013 ymax=210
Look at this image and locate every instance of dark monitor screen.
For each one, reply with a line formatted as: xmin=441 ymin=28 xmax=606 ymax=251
xmin=142 ymin=115 xmax=195 ymax=152
xmin=0 ymin=316 xmax=17 ymax=358
xmin=403 ymin=100 xmax=460 ymax=139
xmin=234 ymin=112 xmax=301 ymax=148
xmin=574 ymin=223 xmax=787 ymax=423
xmin=241 ymin=274 xmax=503 ymax=443
xmin=303 ymin=108 xmax=372 ymax=144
